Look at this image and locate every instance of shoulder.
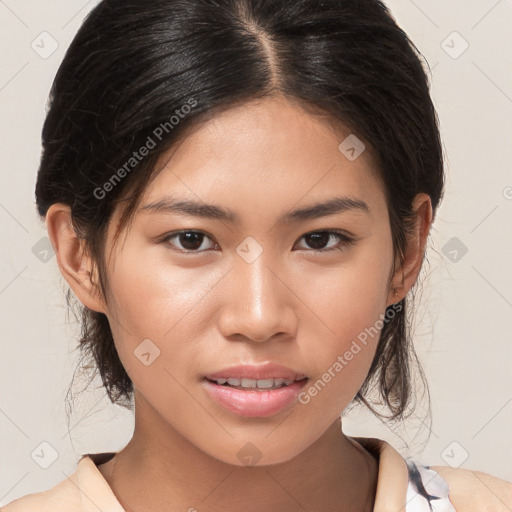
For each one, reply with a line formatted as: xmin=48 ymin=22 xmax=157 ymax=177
xmin=430 ymin=465 xmax=512 ymax=511
xmin=1 ymin=471 xmax=82 ymax=511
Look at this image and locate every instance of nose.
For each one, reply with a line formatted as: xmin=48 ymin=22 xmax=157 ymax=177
xmin=217 ymin=253 xmax=297 ymax=343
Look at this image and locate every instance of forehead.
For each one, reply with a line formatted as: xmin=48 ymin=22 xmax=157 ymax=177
xmin=140 ymin=96 xmax=385 ymax=211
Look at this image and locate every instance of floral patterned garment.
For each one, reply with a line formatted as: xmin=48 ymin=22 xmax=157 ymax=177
xmin=406 ymin=460 xmax=457 ymax=511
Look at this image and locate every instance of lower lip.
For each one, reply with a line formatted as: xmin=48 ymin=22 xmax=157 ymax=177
xmin=202 ymin=379 xmax=308 ymax=417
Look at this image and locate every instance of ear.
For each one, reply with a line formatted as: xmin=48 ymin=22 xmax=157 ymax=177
xmin=45 ymin=203 xmax=107 ymax=314
xmin=386 ymin=193 xmax=433 ymax=307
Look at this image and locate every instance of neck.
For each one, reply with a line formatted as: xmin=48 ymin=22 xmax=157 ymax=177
xmin=99 ymin=392 xmax=378 ymax=512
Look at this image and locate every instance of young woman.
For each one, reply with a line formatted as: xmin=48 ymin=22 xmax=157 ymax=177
xmin=4 ymin=0 xmax=511 ymax=511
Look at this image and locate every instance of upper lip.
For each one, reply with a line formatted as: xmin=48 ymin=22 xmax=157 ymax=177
xmin=204 ymin=363 xmax=308 ymax=381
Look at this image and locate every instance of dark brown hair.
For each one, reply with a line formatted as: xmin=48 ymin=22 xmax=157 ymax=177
xmin=35 ymin=0 xmax=444 ymax=424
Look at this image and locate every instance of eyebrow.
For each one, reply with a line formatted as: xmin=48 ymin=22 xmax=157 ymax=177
xmin=139 ymin=195 xmax=371 ymax=224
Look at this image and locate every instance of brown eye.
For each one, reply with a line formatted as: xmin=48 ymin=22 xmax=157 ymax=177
xmin=295 ymin=230 xmax=355 ymax=253
xmin=304 ymin=232 xmax=331 ymax=250
xmin=162 ymin=231 xmax=217 ymax=252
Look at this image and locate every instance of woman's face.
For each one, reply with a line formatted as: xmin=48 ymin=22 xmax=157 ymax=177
xmin=98 ymin=96 xmax=400 ymax=465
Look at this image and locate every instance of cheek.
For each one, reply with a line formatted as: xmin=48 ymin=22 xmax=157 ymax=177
xmin=297 ymin=239 xmax=392 ymax=342
xmin=104 ymin=250 xmax=227 ymax=390
xmin=106 ymin=249 xmax=221 ymax=339
xmin=293 ymin=241 xmax=393 ymax=409
xmin=295 ymin=295 xmax=383 ymax=419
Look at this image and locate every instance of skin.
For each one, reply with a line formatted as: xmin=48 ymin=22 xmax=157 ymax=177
xmin=46 ymin=95 xmax=432 ymax=512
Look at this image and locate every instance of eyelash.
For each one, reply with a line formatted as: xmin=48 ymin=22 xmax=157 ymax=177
xmin=158 ymin=230 xmax=356 ymax=254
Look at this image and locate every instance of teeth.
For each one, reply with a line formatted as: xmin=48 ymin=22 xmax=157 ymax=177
xmin=213 ymin=377 xmax=295 ymax=389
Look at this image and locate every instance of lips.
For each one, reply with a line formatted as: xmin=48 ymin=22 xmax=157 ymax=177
xmin=202 ymin=363 xmax=309 ymax=417
xmin=202 ymin=377 xmax=309 ymax=417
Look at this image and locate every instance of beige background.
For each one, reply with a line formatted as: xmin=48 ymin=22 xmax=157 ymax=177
xmin=1 ymin=0 xmax=511 ymax=505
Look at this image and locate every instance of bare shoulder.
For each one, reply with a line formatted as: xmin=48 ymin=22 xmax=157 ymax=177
xmin=431 ymin=465 xmax=512 ymax=511
xmin=0 ymin=474 xmax=81 ymax=512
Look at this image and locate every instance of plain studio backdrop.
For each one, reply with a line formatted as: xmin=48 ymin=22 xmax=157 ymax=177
xmin=0 ymin=0 xmax=511 ymax=505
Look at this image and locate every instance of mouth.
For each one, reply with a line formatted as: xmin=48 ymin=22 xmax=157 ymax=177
xmin=204 ymin=376 xmax=308 ymax=391
xmin=201 ymin=363 xmax=309 ymax=417
xmin=201 ymin=372 xmax=310 ymax=417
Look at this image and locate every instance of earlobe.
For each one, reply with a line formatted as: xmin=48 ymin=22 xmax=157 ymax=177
xmin=387 ymin=193 xmax=433 ymax=306
xmin=45 ymin=203 xmax=107 ymax=314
